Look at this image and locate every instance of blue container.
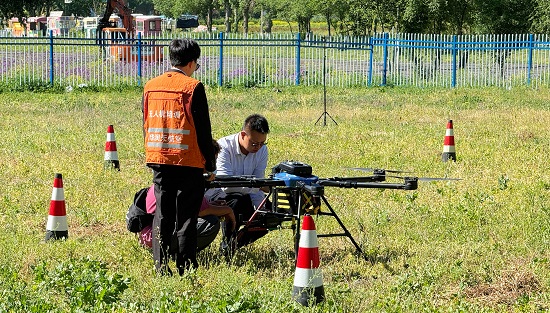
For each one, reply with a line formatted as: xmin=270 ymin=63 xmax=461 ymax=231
xmin=273 ymin=172 xmax=318 ymax=187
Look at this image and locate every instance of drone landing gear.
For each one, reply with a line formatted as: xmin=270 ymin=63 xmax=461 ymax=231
xmin=294 ymin=194 xmax=365 ymax=261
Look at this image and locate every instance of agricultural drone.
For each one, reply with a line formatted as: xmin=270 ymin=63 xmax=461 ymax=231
xmin=206 ymin=160 xmax=459 ymax=260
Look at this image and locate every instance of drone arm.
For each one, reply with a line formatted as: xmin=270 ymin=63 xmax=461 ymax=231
xmin=206 ymin=178 xmax=286 ymax=189
xmin=318 ymin=178 xmax=418 ymax=190
xmin=326 ymin=176 xmax=386 ymax=182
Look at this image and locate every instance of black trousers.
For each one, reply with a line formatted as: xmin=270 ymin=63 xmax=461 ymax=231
xmin=223 ymin=193 xmax=272 ymax=248
xmin=149 ymin=164 xmax=204 ymax=274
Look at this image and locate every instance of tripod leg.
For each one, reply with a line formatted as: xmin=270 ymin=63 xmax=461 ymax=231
xmin=314 ymin=112 xmax=326 ymax=125
xmin=324 ymin=112 xmax=338 ymax=125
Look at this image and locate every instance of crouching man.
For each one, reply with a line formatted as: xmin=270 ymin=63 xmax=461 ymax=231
xmin=128 ymin=186 xmax=236 ymax=251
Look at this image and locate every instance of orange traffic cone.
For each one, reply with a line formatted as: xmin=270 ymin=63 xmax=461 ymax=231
xmin=292 ymin=214 xmax=325 ymax=306
xmin=45 ymin=173 xmax=68 ymax=241
xmin=104 ymin=125 xmax=120 ymax=170
xmin=442 ymin=119 xmax=456 ymax=162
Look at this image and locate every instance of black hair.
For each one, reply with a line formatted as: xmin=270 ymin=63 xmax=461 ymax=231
xmin=212 ymin=139 xmax=221 ymax=154
xmin=243 ymin=114 xmax=269 ymax=134
xmin=169 ymin=38 xmax=201 ymax=67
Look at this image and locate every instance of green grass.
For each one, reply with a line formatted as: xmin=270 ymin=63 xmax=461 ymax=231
xmin=1 ymin=85 xmax=550 ymax=312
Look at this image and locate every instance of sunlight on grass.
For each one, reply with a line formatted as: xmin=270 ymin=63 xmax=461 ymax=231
xmin=1 ymin=86 xmax=549 ymax=311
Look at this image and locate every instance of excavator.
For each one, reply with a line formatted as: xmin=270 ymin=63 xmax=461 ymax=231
xmin=97 ymin=0 xmax=134 ymax=33
xmin=96 ymin=0 xmax=162 ymax=62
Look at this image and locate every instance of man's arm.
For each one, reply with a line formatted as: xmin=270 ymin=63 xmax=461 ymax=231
xmin=191 ymin=83 xmax=216 ymax=172
xmin=215 ymin=141 xmax=234 ymax=176
xmin=198 ymin=204 xmax=236 ymax=231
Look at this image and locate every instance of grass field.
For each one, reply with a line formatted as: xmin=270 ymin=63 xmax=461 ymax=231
xmin=1 ymin=85 xmax=550 ymax=312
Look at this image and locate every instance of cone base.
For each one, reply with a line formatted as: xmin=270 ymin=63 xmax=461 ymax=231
xmin=104 ymin=160 xmax=120 ymax=170
xmin=442 ymin=152 xmax=456 ymax=162
xmin=292 ymin=285 xmax=325 ymax=306
xmin=45 ymin=230 xmax=68 ymax=241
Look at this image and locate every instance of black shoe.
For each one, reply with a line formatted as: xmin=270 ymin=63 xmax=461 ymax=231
xmin=176 ymin=257 xmax=199 ymax=276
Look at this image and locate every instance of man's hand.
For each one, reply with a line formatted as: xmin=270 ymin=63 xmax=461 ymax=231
xmin=205 ymin=171 xmax=215 ymax=181
xmin=224 ymin=211 xmax=236 ymax=231
xmin=210 ymin=199 xmax=227 ymax=206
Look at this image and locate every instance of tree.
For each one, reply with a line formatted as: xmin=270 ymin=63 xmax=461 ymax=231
xmin=130 ymin=0 xmax=155 ymax=14
xmin=222 ymin=0 xmax=232 ymax=32
xmin=278 ymin=0 xmax=316 ymax=36
xmin=152 ymin=0 xmax=218 ymax=31
xmin=532 ymin=0 xmax=550 ymax=33
xmin=472 ymin=0 xmax=535 ymax=34
xmin=241 ymin=0 xmax=254 ymax=34
xmin=446 ymin=0 xmax=474 ymax=35
xmin=64 ymin=0 xmax=110 ymax=17
xmin=255 ymin=0 xmax=284 ymax=33
xmin=346 ymin=0 xmax=374 ymax=36
xmin=316 ymin=0 xmax=350 ymax=37
xmin=399 ymin=0 xmax=433 ymax=33
xmin=371 ymin=0 xmax=403 ymax=32
xmin=229 ymin=0 xmax=241 ymax=33
xmin=0 ymin=0 xmax=58 ymax=27
xmin=151 ymin=0 xmax=175 ymax=17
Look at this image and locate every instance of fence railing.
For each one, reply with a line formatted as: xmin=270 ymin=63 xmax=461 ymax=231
xmin=1 ymin=32 xmax=549 ymax=88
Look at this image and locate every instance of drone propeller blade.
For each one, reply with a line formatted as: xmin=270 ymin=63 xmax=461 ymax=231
xmin=344 ymin=167 xmax=413 ymax=174
xmin=385 ymin=174 xmax=461 ymax=182
xmin=417 ymin=177 xmax=462 ymax=182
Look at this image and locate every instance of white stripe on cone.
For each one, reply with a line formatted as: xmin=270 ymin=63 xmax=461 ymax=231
xmin=46 ymin=215 xmax=68 ymax=231
xmin=104 ymin=150 xmax=119 ymax=161
xmin=443 ymin=145 xmax=456 ymax=153
xmin=293 ymin=268 xmax=323 ymax=287
xmin=51 ymin=187 xmax=64 ymax=201
xmin=298 ymin=230 xmax=319 ymax=248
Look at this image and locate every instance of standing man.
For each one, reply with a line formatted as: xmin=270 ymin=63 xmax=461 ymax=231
xmin=142 ymin=38 xmax=216 ymax=276
xmin=216 ymin=114 xmax=271 ymax=250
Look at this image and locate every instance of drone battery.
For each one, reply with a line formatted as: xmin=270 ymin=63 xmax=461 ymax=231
xmin=273 ymin=172 xmax=318 ymax=187
xmin=275 ymin=161 xmax=312 ymax=176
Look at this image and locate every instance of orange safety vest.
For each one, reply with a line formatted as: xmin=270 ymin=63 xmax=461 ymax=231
xmin=143 ymin=71 xmax=205 ymax=168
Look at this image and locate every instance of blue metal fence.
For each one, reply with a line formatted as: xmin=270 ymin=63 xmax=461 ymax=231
xmin=1 ymin=32 xmax=549 ymax=88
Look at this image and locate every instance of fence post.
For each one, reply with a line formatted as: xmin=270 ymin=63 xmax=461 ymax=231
xmin=368 ymin=36 xmax=374 ymax=86
xmin=452 ymin=35 xmax=457 ymax=88
xmin=382 ymin=32 xmax=389 ymax=86
xmin=218 ymin=32 xmax=224 ymax=87
xmin=137 ymin=32 xmax=142 ymax=86
xmin=527 ymin=34 xmax=534 ymax=86
xmin=49 ymin=30 xmax=54 ymax=85
xmin=295 ymin=33 xmax=301 ymax=85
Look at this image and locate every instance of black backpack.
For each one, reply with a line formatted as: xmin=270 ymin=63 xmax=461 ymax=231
xmin=126 ymin=187 xmax=154 ymax=233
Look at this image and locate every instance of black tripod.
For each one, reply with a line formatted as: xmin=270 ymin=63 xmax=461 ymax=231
xmin=315 ymin=37 xmax=337 ymax=126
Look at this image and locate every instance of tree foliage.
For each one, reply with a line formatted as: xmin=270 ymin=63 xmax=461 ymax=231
xmin=532 ymin=0 xmax=550 ymax=32
xmin=1 ymin=0 xmax=549 ymax=35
